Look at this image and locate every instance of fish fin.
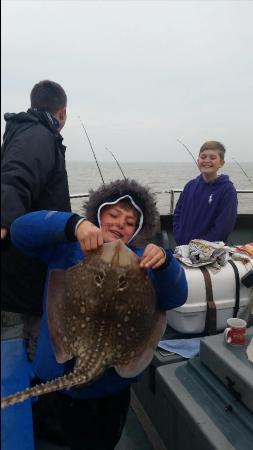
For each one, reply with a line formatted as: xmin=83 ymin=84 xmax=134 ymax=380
xmin=115 ymin=310 xmax=166 ymax=378
xmin=47 ymin=269 xmax=73 ymax=363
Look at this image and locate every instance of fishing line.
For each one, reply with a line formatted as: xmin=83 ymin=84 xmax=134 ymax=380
xmin=177 ymin=139 xmax=199 ymax=169
xmin=106 ymin=147 xmax=127 ymax=179
xmin=77 ymin=116 xmax=105 ymax=184
xmin=232 ymin=157 xmax=253 ymax=188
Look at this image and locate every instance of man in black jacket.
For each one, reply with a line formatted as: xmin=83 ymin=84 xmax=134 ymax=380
xmin=1 ymin=80 xmax=72 ymax=445
xmin=2 ymin=80 xmax=103 ymax=321
xmin=1 ymin=80 xmax=72 ymax=322
xmin=1 ymin=80 xmax=103 ymax=445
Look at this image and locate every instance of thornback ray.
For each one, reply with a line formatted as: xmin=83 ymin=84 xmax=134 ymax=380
xmin=1 ymin=240 xmax=166 ymax=408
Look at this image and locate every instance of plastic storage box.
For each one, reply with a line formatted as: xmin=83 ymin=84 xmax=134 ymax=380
xmin=200 ymin=327 xmax=253 ymax=413
xmin=155 ymin=358 xmax=253 ymax=450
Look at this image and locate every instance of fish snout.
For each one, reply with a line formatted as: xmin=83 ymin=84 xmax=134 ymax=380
xmin=100 ymin=240 xmax=138 ymax=268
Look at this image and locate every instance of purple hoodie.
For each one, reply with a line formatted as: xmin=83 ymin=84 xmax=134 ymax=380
xmin=173 ymin=174 xmax=238 ymax=245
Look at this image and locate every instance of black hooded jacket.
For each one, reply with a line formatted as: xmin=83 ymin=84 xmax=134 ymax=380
xmin=1 ymin=109 xmax=71 ymax=315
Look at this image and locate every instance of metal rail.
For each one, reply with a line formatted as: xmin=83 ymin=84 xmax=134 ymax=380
xmin=70 ymin=189 xmax=253 ymax=214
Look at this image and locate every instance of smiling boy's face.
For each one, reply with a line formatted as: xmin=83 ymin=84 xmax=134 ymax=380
xmin=197 ymin=149 xmax=224 ymax=181
xmin=100 ymin=202 xmax=139 ymax=244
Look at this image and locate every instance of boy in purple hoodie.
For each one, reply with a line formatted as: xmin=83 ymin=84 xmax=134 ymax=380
xmin=173 ymin=141 xmax=238 ymax=245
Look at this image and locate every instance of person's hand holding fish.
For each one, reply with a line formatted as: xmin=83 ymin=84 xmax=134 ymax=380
xmin=75 ymin=219 xmax=104 ymax=252
xmin=140 ymin=243 xmax=166 ymax=269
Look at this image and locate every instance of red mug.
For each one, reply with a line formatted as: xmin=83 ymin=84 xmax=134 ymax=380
xmin=224 ymin=318 xmax=247 ymax=346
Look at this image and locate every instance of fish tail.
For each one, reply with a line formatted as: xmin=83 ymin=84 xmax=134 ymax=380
xmin=1 ymin=372 xmax=87 ymax=409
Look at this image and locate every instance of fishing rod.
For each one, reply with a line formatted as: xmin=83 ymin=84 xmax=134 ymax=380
xmin=77 ymin=116 xmax=105 ymax=184
xmin=232 ymin=157 xmax=253 ymax=188
xmin=106 ymin=147 xmax=127 ymax=180
xmin=177 ymin=139 xmax=199 ymax=169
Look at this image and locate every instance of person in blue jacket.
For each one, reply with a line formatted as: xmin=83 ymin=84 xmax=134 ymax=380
xmin=10 ymin=178 xmax=187 ymax=450
xmin=173 ymin=141 xmax=238 ymax=245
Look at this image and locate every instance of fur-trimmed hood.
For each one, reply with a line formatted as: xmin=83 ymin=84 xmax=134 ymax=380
xmin=83 ymin=179 xmax=159 ymax=246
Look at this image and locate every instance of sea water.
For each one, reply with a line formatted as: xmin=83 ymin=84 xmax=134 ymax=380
xmin=66 ymin=161 xmax=253 ymax=215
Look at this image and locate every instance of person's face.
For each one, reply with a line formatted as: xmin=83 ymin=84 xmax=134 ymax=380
xmin=57 ymin=106 xmax=67 ymax=131
xmin=197 ymin=149 xmax=224 ymax=181
xmin=100 ymin=203 xmax=139 ymax=244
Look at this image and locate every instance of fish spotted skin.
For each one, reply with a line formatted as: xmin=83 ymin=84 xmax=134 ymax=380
xmin=1 ymin=241 xmax=166 ymax=408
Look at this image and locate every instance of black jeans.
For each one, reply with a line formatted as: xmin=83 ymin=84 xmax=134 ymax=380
xmin=33 ymin=386 xmax=131 ymax=450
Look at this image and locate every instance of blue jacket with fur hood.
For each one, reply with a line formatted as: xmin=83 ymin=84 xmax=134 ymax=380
xmin=11 ymin=210 xmax=187 ymax=399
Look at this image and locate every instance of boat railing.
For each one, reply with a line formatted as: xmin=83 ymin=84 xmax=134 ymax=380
xmin=70 ymin=189 xmax=253 ymax=214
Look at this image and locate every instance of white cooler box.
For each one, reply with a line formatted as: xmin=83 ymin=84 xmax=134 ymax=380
xmin=167 ymin=259 xmax=253 ymax=334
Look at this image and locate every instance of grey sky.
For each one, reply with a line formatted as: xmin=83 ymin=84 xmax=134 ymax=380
xmin=2 ymin=0 xmax=253 ymax=162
